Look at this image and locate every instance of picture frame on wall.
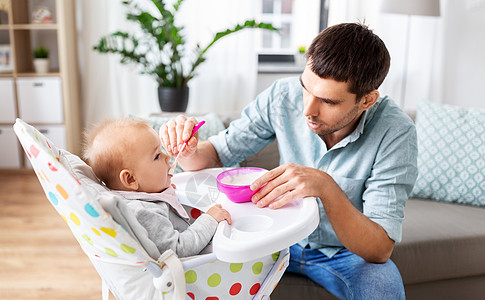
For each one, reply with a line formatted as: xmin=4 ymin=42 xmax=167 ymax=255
xmin=0 ymin=44 xmax=13 ymax=73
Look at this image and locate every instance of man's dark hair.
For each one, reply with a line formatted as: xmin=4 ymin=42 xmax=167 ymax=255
xmin=306 ymin=23 xmax=390 ymax=101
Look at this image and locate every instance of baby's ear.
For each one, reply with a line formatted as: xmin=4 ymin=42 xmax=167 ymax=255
xmin=119 ymin=169 xmax=139 ymax=191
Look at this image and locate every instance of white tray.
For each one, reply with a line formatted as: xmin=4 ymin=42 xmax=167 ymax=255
xmin=172 ymin=168 xmax=320 ymax=262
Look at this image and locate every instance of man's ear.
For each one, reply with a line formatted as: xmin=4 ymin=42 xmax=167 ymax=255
xmin=119 ymin=169 xmax=139 ymax=191
xmin=361 ymin=90 xmax=379 ymax=111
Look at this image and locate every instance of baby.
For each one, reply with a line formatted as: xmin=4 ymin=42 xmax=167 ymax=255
xmin=83 ymin=118 xmax=231 ymax=257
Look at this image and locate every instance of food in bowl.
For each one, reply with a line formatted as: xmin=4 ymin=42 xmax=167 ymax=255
xmin=216 ymin=167 xmax=268 ymax=203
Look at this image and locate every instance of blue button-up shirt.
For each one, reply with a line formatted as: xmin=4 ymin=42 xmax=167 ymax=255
xmin=209 ymin=77 xmax=418 ymax=258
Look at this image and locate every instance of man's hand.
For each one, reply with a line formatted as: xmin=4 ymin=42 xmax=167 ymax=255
xmin=250 ymin=163 xmax=328 ymax=209
xmin=159 ymin=115 xmax=199 ymax=158
xmin=251 ymin=163 xmax=395 ymax=262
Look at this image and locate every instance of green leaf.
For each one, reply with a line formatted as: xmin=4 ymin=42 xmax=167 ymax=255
xmin=93 ymin=1 xmax=277 ymax=89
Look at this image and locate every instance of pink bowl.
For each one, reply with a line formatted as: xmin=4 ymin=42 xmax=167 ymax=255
xmin=217 ymin=167 xmax=267 ymax=203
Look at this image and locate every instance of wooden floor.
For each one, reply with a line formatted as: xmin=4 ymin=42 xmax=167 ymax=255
xmin=0 ymin=172 xmax=114 ymax=299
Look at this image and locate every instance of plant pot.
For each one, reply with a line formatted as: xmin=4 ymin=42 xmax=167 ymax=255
xmin=158 ymin=86 xmax=189 ymax=112
xmin=33 ymin=58 xmax=50 ymax=73
xmin=295 ymin=53 xmax=306 ymax=68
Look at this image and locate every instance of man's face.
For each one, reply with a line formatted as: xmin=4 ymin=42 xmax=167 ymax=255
xmin=300 ymin=67 xmax=364 ymax=138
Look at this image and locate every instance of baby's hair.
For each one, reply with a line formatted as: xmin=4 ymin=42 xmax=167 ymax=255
xmin=82 ymin=118 xmax=151 ymax=188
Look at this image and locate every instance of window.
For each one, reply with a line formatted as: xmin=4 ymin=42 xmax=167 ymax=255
xmin=258 ymin=0 xmax=327 ymax=54
xmin=261 ymin=0 xmax=294 ymax=51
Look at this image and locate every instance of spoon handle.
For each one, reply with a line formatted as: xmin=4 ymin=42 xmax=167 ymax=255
xmin=169 ymin=120 xmax=205 ymax=173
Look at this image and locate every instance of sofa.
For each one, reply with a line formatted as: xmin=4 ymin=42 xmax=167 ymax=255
xmin=151 ymin=101 xmax=485 ymax=300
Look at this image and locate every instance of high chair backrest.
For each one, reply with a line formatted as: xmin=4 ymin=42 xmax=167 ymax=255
xmin=13 ymin=119 xmax=293 ymax=300
xmin=13 ymin=118 xmax=159 ymax=266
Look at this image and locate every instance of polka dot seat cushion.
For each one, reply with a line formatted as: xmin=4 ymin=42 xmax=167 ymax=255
xmin=13 ymin=119 xmax=289 ymax=300
xmin=184 ymin=252 xmax=284 ymax=299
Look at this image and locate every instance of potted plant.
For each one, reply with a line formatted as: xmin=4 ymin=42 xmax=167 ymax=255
xmin=93 ymin=0 xmax=277 ymax=112
xmin=33 ymin=45 xmax=50 ymax=73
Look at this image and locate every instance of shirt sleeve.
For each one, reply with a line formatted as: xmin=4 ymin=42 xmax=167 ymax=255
xmin=363 ymin=124 xmax=418 ymax=243
xmin=130 ymin=202 xmax=218 ymax=257
xmin=208 ymin=82 xmax=279 ymax=166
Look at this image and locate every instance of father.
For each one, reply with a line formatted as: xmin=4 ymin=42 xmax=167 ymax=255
xmin=160 ymin=23 xmax=417 ymax=299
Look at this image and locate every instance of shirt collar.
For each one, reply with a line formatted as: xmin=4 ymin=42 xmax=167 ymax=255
xmin=331 ymin=109 xmax=368 ymax=149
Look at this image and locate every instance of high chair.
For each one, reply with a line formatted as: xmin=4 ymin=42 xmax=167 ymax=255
xmin=13 ymin=118 xmax=319 ymax=300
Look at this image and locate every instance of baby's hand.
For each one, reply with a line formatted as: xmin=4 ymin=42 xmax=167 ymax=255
xmin=206 ymin=204 xmax=232 ymax=225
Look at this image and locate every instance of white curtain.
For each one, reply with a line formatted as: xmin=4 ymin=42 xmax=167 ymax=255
xmin=176 ymin=0 xmax=259 ymax=114
xmin=77 ymin=0 xmax=260 ymax=127
xmin=439 ymin=0 xmax=485 ymax=109
xmin=328 ymin=0 xmax=485 ymax=110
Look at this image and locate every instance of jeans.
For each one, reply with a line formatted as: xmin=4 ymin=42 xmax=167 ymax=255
xmin=286 ymin=244 xmax=405 ymax=300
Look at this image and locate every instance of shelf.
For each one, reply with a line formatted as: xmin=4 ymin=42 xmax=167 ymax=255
xmin=258 ymin=62 xmax=304 ymax=74
xmin=17 ymin=71 xmax=60 ymax=77
xmin=13 ymin=24 xmax=58 ymax=30
xmin=0 ymin=0 xmax=81 ymax=169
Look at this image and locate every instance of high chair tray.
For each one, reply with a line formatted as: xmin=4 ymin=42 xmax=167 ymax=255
xmin=172 ymin=168 xmax=320 ymax=262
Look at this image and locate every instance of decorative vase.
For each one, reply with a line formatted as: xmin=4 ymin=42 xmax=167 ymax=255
xmin=157 ymin=86 xmax=189 ymax=112
xmin=33 ymin=58 xmax=50 ymax=73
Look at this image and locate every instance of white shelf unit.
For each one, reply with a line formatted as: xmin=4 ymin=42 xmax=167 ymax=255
xmin=0 ymin=0 xmax=80 ymax=169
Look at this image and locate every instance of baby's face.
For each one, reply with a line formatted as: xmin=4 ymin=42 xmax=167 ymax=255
xmin=125 ymin=126 xmax=172 ymax=193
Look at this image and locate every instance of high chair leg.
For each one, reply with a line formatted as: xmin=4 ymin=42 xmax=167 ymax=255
xmin=255 ymin=248 xmax=290 ymax=299
xmin=102 ymin=279 xmax=109 ymax=300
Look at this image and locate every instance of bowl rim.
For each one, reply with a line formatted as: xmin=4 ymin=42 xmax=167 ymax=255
xmin=216 ymin=167 xmax=267 ymax=189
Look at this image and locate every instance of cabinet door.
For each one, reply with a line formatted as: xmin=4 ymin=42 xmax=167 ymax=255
xmin=0 ymin=126 xmax=22 ymax=168
xmin=37 ymin=125 xmax=67 ymax=150
xmin=0 ymin=78 xmax=17 ymax=123
xmin=17 ymin=77 xmax=63 ymax=123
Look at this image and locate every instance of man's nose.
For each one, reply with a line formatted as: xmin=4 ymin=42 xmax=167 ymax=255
xmin=303 ymin=94 xmax=319 ymax=117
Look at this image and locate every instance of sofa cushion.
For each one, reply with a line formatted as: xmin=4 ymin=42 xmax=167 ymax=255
xmin=410 ymin=100 xmax=485 ymax=206
xmin=239 ymin=139 xmax=280 ymax=170
xmin=272 ymin=273 xmax=337 ymax=300
xmin=391 ymin=198 xmax=485 ymax=284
